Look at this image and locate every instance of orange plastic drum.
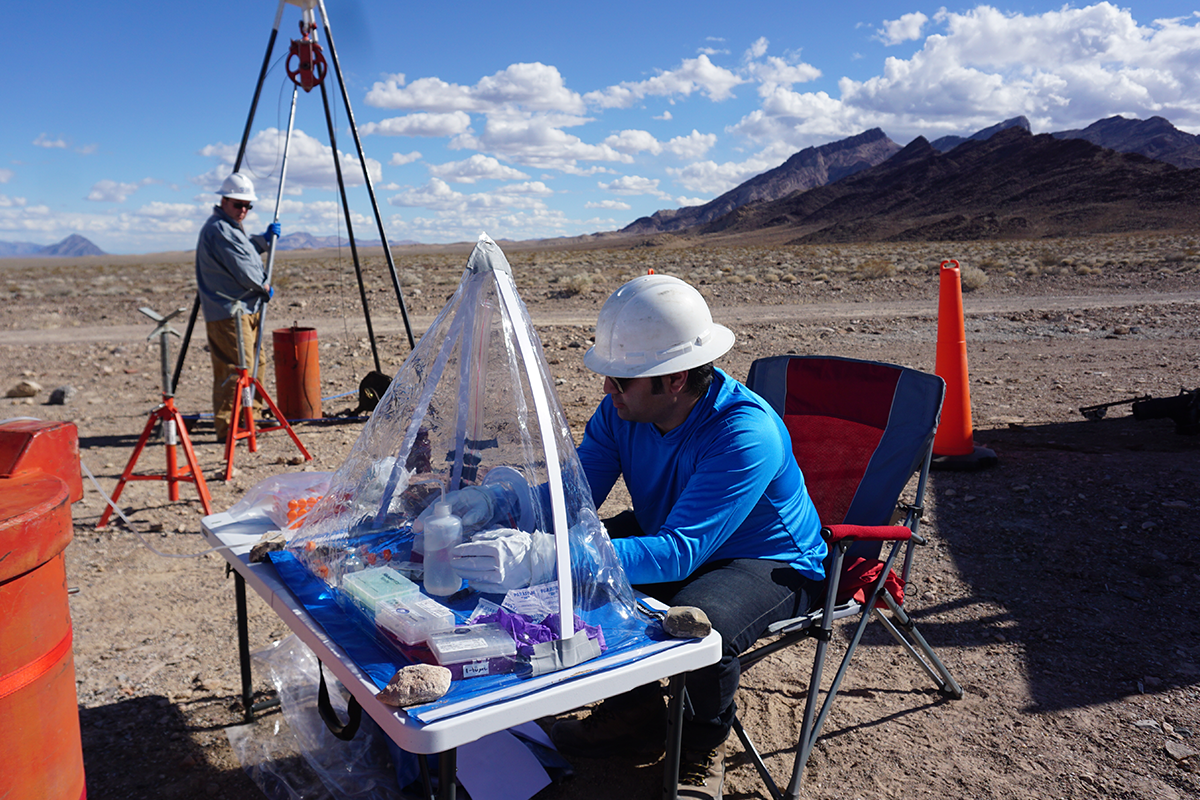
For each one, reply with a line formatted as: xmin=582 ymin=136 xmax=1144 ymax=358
xmin=0 ymin=473 xmax=85 ymax=800
xmin=273 ymin=326 xmax=322 ymax=420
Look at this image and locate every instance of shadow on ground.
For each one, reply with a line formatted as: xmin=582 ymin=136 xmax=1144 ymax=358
xmin=929 ymin=413 xmax=1200 ymax=712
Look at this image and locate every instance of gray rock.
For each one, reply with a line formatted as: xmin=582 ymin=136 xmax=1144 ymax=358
xmin=376 ymin=664 xmax=452 ymax=707
xmin=663 ymin=606 xmax=712 ymax=639
xmin=49 ymin=385 xmax=77 ymax=405
xmin=1165 ymin=740 xmax=1197 ymax=762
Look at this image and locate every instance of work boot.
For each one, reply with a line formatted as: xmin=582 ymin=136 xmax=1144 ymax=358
xmin=549 ymin=690 xmax=666 ymax=758
xmin=677 ymin=740 xmax=725 ymax=800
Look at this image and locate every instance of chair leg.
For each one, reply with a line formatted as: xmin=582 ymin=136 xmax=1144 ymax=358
xmin=876 ymin=595 xmax=964 ymax=698
xmin=731 ymin=715 xmax=782 ymax=800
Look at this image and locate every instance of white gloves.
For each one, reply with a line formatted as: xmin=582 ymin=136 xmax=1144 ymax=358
xmin=450 ymin=528 xmax=556 ymax=594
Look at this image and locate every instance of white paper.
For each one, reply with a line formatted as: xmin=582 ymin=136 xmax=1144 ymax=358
xmin=457 ymin=729 xmax=551 ymax=800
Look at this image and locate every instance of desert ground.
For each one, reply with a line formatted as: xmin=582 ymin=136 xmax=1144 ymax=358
xmin=2 ymin=231 xmax=1199 ymax=799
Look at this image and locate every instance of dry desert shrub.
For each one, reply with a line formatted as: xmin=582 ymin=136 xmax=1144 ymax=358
xmin=554 ymin=272 xmax=594 ymax=296
xmin=960 ymin=263 xmax=989 ymax=291
xmin=854 ymin=258 xmax=896 ymax=279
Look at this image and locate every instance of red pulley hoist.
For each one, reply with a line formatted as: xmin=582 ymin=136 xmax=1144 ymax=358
xmin=286 ymin=21 xmax=327 ymax=92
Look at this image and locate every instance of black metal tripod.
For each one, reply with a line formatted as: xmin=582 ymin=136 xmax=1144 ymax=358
xmin=171 ymin=0 xmax=415 ymax=405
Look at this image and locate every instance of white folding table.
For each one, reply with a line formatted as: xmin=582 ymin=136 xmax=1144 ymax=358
xmin=201 ymin=511 xmax=722 ymax=800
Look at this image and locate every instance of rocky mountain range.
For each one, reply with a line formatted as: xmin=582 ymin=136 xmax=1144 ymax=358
xmin=625 ymin=114 xmax=1200 ymax=239
xmin=1051 ymin=115 xmax=1200 ymax=170
xmin=697 ymin=126 xmax=1200 ymax=243
xmin=622 ymin=128 xmax=902 ymax=235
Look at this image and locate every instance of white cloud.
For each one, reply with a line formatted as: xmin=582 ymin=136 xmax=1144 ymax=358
xmin=728 ymin=3 xmax=1200 ymax=147
xmin=387 ymin=178 xmax=554 ymax=213
xmin=453 ymin=117 xmax=630 ymax=171
xmin=746 ymin=37 xmax=770 ymax=61
xmin=585 ymin=199 xmax=632 ymax=210
xmin=361 ymin=111 xmax=472 ymax=137
xmin=389 ymin=151 xmax=423 ymax=166
xmin=198 ymin=128 xmax=382 ymax=194
xmin=428 ymin=154 xmax=530 ymax=184
xmin=749 ymin=56 xmax=822 ymax=89
xmin=585 ymin=54 xmax=745 ymax=108
xmin=0 ymin=193 xmax=27 ymax=208
xmin=654 ymin=111 xmax=673 ymax=121
xmin=33 ymin=134 xmax=68 ymax=149
xmin=603 ymin=130 xmax=663 ymax=156
xmin=365 ymin=63 xmax=586 ymax=115
xmin=0 ymin=169 xmax=13 ymax=183
xmin=877 ymin=12 xmax=929 ymax=46
xmin=86 ymin=179 xmax=142 ymax=203
xmin=664 ymin=130 xmax=718 ymax=159
xmin=597 ymin=175 xmax=672 ymax=200
xmin=666 ymin=150 xmax=781 ymax=195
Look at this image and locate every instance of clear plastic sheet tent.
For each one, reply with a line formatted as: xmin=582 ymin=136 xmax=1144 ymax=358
xmin=286 ymin=233 xmax=642 ymax=679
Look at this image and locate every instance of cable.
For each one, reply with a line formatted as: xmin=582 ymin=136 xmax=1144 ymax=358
xmin=80 ymin=460 xmax=238 ymax=560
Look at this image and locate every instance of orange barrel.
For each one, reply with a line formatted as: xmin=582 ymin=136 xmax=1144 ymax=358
xmin=273 ymin=326 xmax=322 ymax=420
xmin=0 ymin=472 xmax=85 ymax=800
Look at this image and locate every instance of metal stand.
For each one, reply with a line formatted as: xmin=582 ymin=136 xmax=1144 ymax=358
xmin=223 ymin=304 xmax=312 ymax=481
xmin=98 ymin=307 xmax=212 ymax=528
xmin=170 ymin=0 xmax=415 ymax=404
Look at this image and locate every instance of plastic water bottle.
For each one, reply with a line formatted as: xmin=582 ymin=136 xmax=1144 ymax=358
xmin=422 ymin=500 xmax=462 ymax=596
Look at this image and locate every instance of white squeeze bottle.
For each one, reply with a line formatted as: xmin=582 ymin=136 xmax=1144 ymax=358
xmin=422 ymin=496 xmax=463 ymax=596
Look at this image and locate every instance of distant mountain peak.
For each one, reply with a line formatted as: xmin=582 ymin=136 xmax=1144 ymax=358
xmin=930 ymin=116 xmax=1031 ymax=152
xmin=0 ymin=233 xmax=106 ymax=258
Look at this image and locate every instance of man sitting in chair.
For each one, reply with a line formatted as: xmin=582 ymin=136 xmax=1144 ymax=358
xmin=560 ymin=275 xmax=827 ymax=798
xmin=444 ymin=274 xmax=828 ymax=798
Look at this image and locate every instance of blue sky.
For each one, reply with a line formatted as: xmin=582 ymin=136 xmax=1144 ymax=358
xmin=3 ymin=1 xmax=1199 ymax=254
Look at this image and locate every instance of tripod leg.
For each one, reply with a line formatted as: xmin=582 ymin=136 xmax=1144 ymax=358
xmin=97 ymin=409 xmax=160 ymax=528
xmin=224 ymin=374 xmax=246 ymax=481
xmin=253 ymin=377 xmax=312 ymax=461
xmin=169 ymin=403 xmax=213 ymax=515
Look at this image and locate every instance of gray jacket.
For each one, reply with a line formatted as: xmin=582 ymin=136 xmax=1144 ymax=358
xmin=195 ymin=206 xmax=271 ymax=321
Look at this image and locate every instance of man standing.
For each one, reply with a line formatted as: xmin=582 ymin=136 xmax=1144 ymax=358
xmin=194 ymin=173 xmax=280 ymax=441
xmin=549 ymin=274 xmax=828 ymax=798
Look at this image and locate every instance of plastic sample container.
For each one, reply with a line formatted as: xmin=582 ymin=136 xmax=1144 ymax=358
xmin=376 ymin=595 xmax=456 ymax=645
xmin=341 ymin=566 xmax=419 ymax=614
xmin=427 ymin=623 xmax=518 ymax=679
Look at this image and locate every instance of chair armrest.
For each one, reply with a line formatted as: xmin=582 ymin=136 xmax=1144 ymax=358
xmin=823 ymin=524 xmax=912 ymax=543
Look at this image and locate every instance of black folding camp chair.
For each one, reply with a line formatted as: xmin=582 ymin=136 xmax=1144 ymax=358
xmin=734 ymin=355 xmax=963 ymax=800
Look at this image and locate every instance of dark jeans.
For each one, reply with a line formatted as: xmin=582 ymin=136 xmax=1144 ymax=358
xmin=605 ymin=511 xmax=822 ymax=751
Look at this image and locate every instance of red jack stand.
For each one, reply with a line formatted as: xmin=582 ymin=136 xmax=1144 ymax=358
xmin=223 ymin=305 xmax=311 ymax=481
xmin=99 ymin=308 xmax=212 ymax=528
xmin=223 ymin=368 xmax=311 ymax=481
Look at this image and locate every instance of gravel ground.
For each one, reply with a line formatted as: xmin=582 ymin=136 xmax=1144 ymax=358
xmin=2 ymin=232 xmax=1199 ymax=799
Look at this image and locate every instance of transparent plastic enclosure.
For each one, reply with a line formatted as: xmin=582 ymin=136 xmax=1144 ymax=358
xmin=286 ymin=234 xmax=642 ymax=676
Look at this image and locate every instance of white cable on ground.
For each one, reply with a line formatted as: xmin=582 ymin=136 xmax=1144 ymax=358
xmin=79 ymin=459 xmax=236 ymax=560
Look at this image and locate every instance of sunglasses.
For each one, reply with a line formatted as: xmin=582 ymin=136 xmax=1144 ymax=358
xmin=231 ymin=201 xmax=253 ymax=211
xmin=605 ymin=375 xmax=626 ymax=393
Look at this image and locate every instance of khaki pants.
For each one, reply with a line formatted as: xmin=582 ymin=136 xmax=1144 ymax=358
xmin=207 ymin=314 xmax=268 ymax=440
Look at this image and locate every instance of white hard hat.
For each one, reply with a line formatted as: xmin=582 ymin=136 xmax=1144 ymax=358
xmin=217 ymin=172 xmax=257 ymax=202
xmin=584 ymin=274 xmax=734 ymax=378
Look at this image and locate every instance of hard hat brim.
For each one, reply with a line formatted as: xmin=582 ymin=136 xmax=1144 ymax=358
xmin=583 ymin=323 xmax=734 ymax=378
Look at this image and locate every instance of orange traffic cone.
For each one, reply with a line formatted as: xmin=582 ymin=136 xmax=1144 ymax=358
xmin=932 ymin=260 xmax=997 ymax=471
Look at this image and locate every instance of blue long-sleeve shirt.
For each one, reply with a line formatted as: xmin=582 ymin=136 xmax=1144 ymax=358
xmin=195 ymin=206 xmax=270 ymax=321
xmin=577 ymin=368 xmax=826 ymax=585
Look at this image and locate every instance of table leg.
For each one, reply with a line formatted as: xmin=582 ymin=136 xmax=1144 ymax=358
xmin=663 ymin=673 xmax=687 ymax=800
xmin=235 ymin=572 xmax=254 ymax=723
xmin=438 ymin=749 xmax=457 ymax=800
